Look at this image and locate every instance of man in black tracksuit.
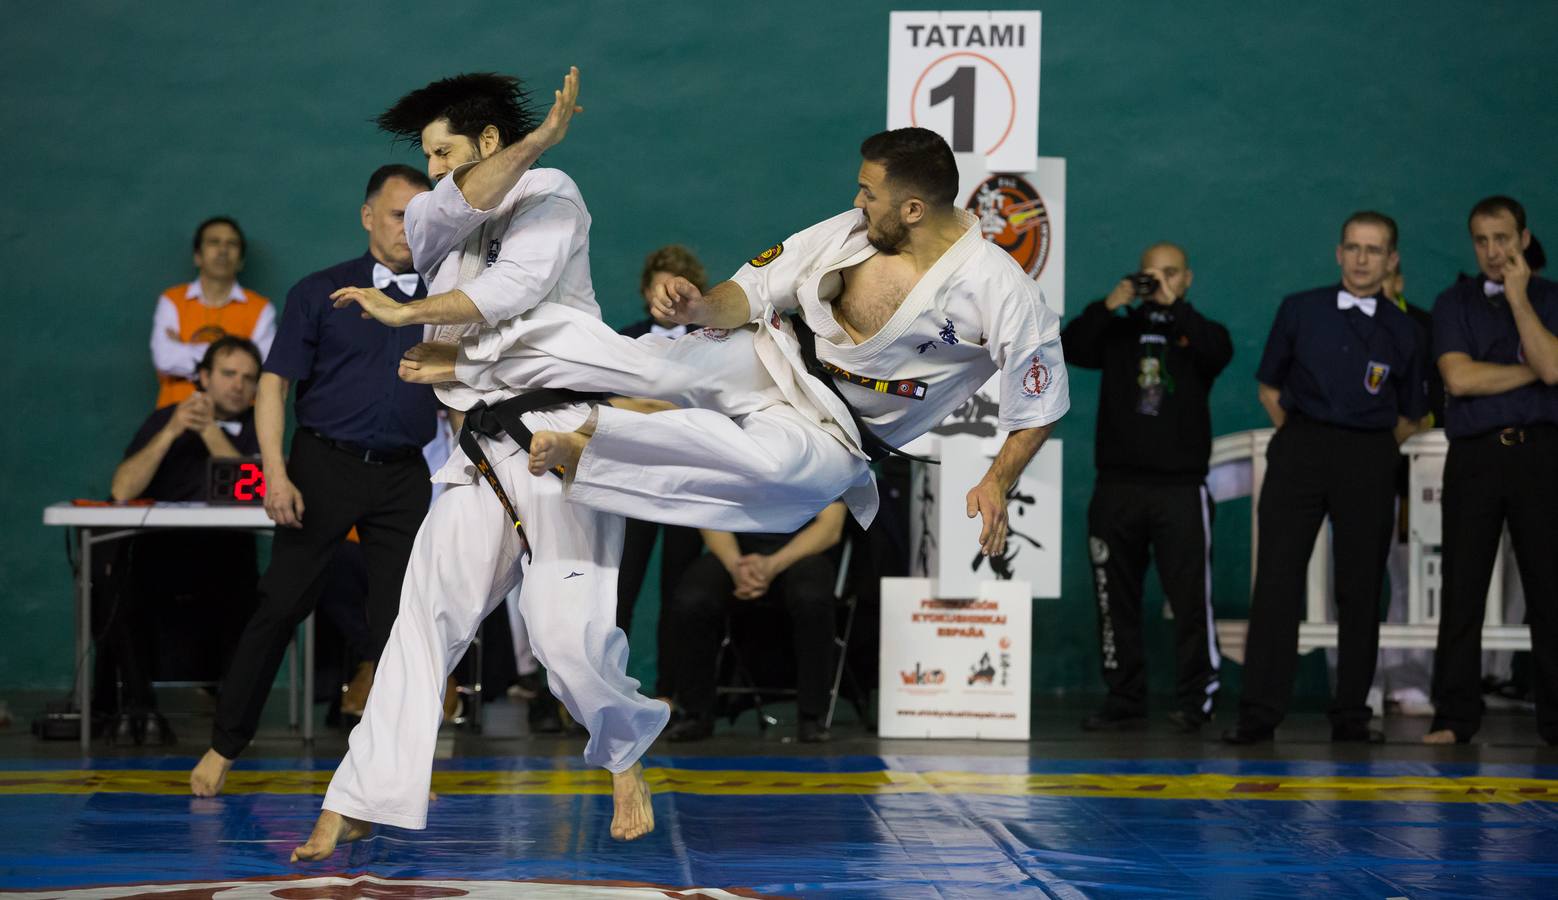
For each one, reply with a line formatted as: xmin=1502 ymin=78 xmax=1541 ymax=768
xmin=1061 ymin=242 xmax=1234 ymax=732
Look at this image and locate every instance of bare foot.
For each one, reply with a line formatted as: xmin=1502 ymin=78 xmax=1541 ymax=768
xmin=1422 ymin=728 xmax=1459 ymax=745
xmin=290 ymin=809 xmax=374 ymax=862
xmin=190 ymin=748 xmax=233 ymax=797
xmin=528 ymin=429 xmax=588 ymax=476
xmin=609 ymin=762 xmax=655 ymax=841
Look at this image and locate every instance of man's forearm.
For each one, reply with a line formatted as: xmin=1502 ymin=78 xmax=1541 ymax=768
xmin=110 ymin=430 xmax=175 ymax=501
xmin=700 ymin=530 xmax=743 ymax=571
xmin=199 ymin=426 xmax=242 ymax=459
xmin=398 ymin=290 xmax=486 ymax=327
xmin=981 ymin=424 xmax=1053 ymax=491
xmin=256 ymin=374 xmax=290 ymax=475
xmin=452 ymin=132 xmax=554 ymax=212
xmin=769 ymin=505 xmax=846 ymax=574
xmin=1258 ymin=383 xmax=1286 ymax=428
xmin=699 ymin=282 xmax=758 ymax=329
xmin=1508 ymin=295 xmax=1558 ymax=383
xmin=1440 ymin=355 xmax=1539 ymax=396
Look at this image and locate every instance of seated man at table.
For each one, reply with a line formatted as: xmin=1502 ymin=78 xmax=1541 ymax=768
xmin=664 ymin=501 xmax=848 ymax=744
xmin=96 ymin=336 xmax=263 ymax=743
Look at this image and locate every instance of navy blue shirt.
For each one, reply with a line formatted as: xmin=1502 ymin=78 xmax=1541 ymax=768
xmin=1432 ymin=273 xmax=1558 ymax=438
xmin=1256 ymin=284 xmax=1428 ymax=429
xmin=264 ymin=253 xmax=440 ymax=451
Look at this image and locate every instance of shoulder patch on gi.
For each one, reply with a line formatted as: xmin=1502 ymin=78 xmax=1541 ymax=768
xmin=1023 ymin=354 xmax=1052 ymax=397
xmin=749 ymin=243 xmax=784 ymax=268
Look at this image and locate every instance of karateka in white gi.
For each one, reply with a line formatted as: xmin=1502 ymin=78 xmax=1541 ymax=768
xmin=293 ymin=68 xmax=668 ymax=862
xmin=403 ymin=127 xmax=1071 ymax=556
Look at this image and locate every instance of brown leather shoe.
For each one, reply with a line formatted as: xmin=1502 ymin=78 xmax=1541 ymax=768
xmin=340 ymin=662 xmax=375 ymax=717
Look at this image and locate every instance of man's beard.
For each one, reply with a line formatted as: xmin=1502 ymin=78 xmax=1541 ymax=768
xmin=866 ymin=214 xmax=909 ymax=254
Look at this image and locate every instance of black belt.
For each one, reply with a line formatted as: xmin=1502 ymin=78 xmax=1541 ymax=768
xmin=458 ymin=389 xmax=604 ymax=559
xmin=788 ymin=316 xmax=936 ymax=465
xmin=1464 ymin=424 xmax=1558 ymax=446
xmin=307 ymin=431 xmax=422 ymax=464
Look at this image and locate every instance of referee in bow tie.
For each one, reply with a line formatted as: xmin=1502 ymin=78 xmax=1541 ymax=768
xmin=1226 ymin=211 xmax=1430 ymax=745
xmin=190 ymin=165 xmax=444 ymax=795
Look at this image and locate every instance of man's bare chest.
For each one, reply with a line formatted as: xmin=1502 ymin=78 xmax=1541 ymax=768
xmin=833 ymin=257 xmax=919 ymax=344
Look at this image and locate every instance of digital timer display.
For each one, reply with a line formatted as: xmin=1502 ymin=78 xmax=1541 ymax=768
xmin=206 ymin=457 xmax=267 ymax=505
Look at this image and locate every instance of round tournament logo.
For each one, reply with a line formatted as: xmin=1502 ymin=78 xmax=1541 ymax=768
xmin=965 ymin=174 xmax=1051 ymax=280
xmin=1022 ymin=354 xmax=1051 ymax=397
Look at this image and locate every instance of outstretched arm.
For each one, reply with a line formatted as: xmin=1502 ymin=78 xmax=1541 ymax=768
xmin=453 ymin=66 xmax=584 ymax=211
xmin=649 ymin=277 xmax=755 ymax=330
xmin=965 ymin=424 xmax=1054 ymax=557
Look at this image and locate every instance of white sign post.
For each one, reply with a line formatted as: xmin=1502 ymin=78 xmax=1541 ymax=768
xmin=888 ymin=11 xmax=1041 ymax=173
xmin=878 ymin=577 xmax=1033 ymax=739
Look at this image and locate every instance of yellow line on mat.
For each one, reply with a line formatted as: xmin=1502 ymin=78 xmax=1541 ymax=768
xmin=2 ymin=769 xmax=1557 ymax=804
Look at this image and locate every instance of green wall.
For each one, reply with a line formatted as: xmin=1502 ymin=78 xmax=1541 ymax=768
xmin=3 ymin=1 xmax=1554 ymax=693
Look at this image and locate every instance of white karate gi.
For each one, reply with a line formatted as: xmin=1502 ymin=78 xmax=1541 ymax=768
xmin=322 ymin=165 xmax=668 ymax=831
xmin=456 ymin=208 xmax=1069 ymax=533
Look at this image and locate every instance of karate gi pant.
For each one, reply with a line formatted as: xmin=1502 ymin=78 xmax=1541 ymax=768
xmin=322 ymin=425 xmax=669 ymax=830
xmin=459 ymin=305 xmax=871 ymax=534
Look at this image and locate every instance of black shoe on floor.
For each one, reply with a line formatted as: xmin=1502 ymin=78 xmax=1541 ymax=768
xmin=110 ymin=713 xmax=138 ymax=747
xmin=666 ymin=715 xmax=714 ymax=743
xmin=1081 ymin=709 xmax=1148 ymax=732
xmin=139 ymin=712 xmax=175 ymax=746
xmin=1221 ymin=724 xmax=1275 ymax=745
xmin=1166 ymin=710 xmax=1210 ymax=734
xmin=798 ymin=716 xmax=832 ymax=744
xmin=1331 ymin=723 xmax=1385 ymax=744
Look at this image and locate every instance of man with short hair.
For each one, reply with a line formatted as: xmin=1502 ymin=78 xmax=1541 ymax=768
xmin=103 ymin=336 xmax=264 ymax=743
xmin=1225 ymin=211 xmax=1429 ymax=745
xmin=402 ymin=128 xmax=1070 ymax=561
xmin=189 ymin=164 xmax=443 ymax=797
xmin=151 ymin=217 xmax=275 ymax=408
xmin=1425 ymin=195 xmax=1558 ymax=745
xmin=1061 ymin=242 xmax=1233 ymax=733
xmin=295 ymin=69 xmax=671 ymax=861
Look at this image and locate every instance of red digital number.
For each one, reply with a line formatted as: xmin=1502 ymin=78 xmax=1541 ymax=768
xmin=234 ymin=463 xmax=266 ymax=501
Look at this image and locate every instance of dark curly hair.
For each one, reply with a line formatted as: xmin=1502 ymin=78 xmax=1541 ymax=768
xmin=376 ymin=73 xmax=539 ymax=147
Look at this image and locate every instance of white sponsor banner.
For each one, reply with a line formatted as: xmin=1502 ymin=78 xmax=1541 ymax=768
xmin=909 ymin=435 xmax=1062 ymax=599
xmin=888 ymin=10 xmax=1041 ymax=173
xmin=878 ymin=577 xmax=1032 ymax=739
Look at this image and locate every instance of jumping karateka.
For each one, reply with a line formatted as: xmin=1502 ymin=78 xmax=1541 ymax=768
xmin=293 ymin=68 xmax=668 ymax=862
xmin=400 ymin=127 xmax=1071 ymax=556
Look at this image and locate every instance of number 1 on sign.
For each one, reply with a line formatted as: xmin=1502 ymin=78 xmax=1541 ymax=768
xmin=929 ymin=66 xmax=975 ymax=152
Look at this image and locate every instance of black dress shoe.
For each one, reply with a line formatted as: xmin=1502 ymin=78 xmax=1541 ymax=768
xmin=1081 ymin=709 xmax=1148 ymax=732
xmin=798 ymin=716 xmax=832 ymax=743
xmin=666 ymin=715 xmax=714 ymax=743
xmin=1221 ymin=725 xmax=1275 ymax=745
xmin=1166 ymin=710 xmax=1210 ymax=734
xmin=1331 ymin=724 xmax=1385 ymax=744
xmin=139 ymin=712 xmax=175 ymax=746
xmin=111 ymin=713 xmax=138 ymax=747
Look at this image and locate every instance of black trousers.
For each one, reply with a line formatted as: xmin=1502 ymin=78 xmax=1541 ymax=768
xmin=1088 ymin=481 xmax=1220 ymax=717
xmin=1431 ymin=425 xmax=1558 ymax=742
xmin=210 ymin=430 xmax=429 ymax=758
xmin=616 ymin=518 xmax=704 ymax=697
xmin=668 ymin=552 xmax=838 ymax=719
xmin=1238 ymin=416 xmax=1398 ymax=731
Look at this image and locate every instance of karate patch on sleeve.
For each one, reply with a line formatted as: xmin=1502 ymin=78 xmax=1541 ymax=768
xmin=749 ymin=243 xmax=784 ymax=267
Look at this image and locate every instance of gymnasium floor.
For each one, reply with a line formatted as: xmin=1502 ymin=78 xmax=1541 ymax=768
xmin=2 ymin=697 xmax=1556 ymax=898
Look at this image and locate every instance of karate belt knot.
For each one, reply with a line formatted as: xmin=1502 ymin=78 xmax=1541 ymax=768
xmin=459 ymin=388 xmax=605 ymax=561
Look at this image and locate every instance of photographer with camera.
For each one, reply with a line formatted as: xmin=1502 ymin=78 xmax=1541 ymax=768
xmin=1061 ymin=242 xmax=1233 ymax=733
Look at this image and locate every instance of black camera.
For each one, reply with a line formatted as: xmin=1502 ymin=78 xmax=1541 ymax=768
xmin=1130 ymin=272 xmax=1160 ymax=298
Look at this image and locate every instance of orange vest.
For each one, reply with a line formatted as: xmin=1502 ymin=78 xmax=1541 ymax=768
xmin=156 ymin=282 xmax=272 ymax=408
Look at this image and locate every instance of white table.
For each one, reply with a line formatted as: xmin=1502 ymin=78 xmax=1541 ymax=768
xmin=40 ymin=503 xmax=313 ymax=750
xmin=1206 ymin=430 xmax=1530 ymax=661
